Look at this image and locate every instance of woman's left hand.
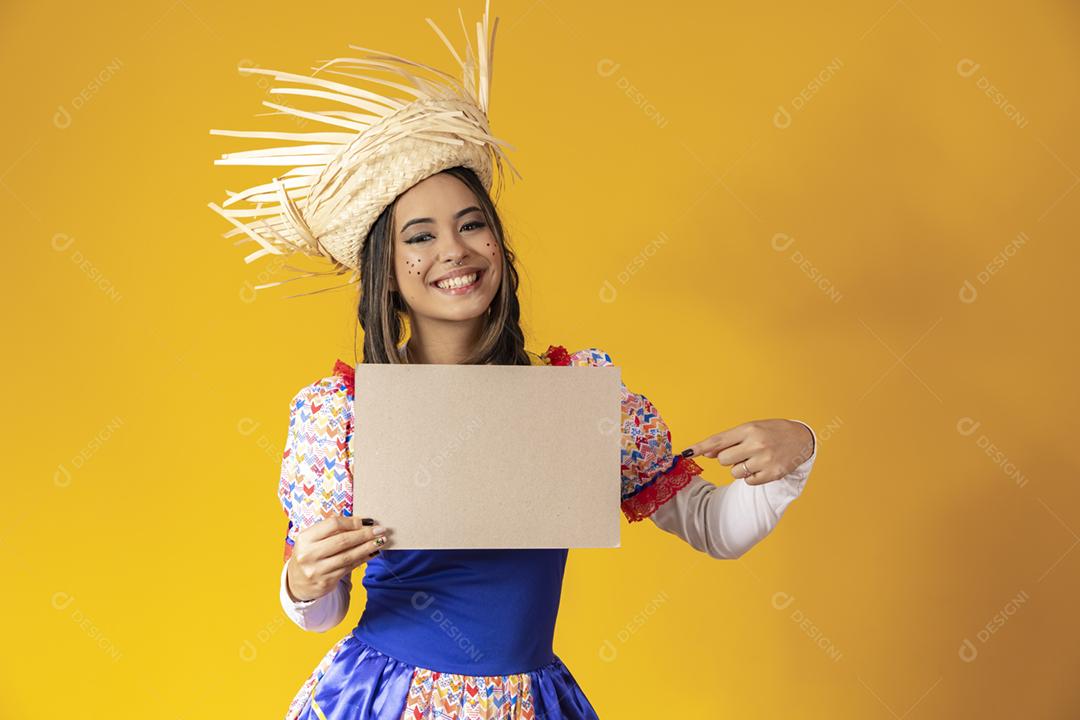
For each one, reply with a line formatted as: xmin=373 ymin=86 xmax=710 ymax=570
xmin=681 ymin=419 xmax=815 ymax=486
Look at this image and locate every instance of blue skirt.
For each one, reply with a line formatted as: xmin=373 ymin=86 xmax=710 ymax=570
xmin=286 ymin=632 xmax=600 ymax=719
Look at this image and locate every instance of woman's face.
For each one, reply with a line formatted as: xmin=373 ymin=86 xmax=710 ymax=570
xmin=391 ymin=172 xmax=503 ymax=324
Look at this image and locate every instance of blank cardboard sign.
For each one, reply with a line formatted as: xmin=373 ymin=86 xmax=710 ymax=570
xmin=351 ymin=363 xmax=622 ymax=549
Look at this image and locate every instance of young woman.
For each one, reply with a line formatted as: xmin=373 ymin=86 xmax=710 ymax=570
xmin=273 ymin=166 xmax=817 ymax=719
xmin=207 ymin=6 xmax=817 ymax=718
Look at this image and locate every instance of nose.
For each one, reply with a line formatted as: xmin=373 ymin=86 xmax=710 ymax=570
xmin=436 ymin=226 xmax=472 ymax=264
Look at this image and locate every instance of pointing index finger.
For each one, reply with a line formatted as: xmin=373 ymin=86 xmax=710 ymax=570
xmin=682 ymin=427 xmax=744 ymax=459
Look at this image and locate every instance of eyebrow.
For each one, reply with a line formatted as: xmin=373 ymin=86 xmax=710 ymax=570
xmin=399 ymin=206 xmax=483 ymax=234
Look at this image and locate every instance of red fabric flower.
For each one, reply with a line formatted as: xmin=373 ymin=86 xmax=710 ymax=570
xmin=332 ymin=359 xmax=355 ymax=394
xmin=542 ymin=344 xmax=571 ymax=366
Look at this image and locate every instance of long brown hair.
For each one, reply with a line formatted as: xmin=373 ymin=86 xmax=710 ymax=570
xmin=354 ymin=166 xmax=531 ymax=366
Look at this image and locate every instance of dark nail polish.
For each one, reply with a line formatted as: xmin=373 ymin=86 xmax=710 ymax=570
xmin=680 ymin=448 xmax=694 ymax=457
xmin=361 ymin=518 xmax=374 ymax=526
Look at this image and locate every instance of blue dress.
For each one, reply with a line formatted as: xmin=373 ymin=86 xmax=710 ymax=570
xmin=278 ymin=346 xmax=705 ymax=719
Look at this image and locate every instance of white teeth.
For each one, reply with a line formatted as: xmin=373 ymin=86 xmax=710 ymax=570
xmin=435 ymin=272 xmax=478 ymax=289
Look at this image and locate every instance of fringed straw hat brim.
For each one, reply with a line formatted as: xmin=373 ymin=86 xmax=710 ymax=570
xmin=207 ymin=0 xmax=519 ymax=298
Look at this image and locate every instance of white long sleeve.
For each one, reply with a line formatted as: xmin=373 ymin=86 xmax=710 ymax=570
xmin=649 ymin=420 xmax=817 ymax=559
xmin=279 ymin=560 xmax=353 ymax=633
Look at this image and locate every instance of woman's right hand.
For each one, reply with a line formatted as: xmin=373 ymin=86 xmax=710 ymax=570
xmin=285 ymin=517 xmax=390 ymax=602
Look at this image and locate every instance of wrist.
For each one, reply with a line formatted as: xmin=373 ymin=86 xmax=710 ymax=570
xmin=284 ymin=560 xmax=317 ymax=604
xmin=788 ymin=419 xmax=815 ymax=460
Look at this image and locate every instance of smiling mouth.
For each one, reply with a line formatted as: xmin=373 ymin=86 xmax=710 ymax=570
xmin=431 ymin=269 xmax=484 ymax=293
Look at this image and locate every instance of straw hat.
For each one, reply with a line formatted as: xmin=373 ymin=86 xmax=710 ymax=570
xmin=206 ymin=0 xmax=519 ymax=298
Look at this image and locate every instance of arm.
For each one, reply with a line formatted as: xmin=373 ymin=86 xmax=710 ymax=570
xmin=276 ymin=375 xmax=357 ymax=632
xmin=649 ymin=420 xmax=817 ymax=559
xmin=561 ymin=347 xmax=815 ymax=552
xmin=279 ymin=561 xmax=353 ymax=633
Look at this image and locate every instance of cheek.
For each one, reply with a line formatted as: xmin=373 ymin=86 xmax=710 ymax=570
xmin=482 ymin=238 xmax=501 ymax=265
xmin=399 ymin=254 xmax=429 ymax=281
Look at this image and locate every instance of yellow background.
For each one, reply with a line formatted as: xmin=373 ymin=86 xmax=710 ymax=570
xmin=3 ymin=0 xmax=1078 ymax=717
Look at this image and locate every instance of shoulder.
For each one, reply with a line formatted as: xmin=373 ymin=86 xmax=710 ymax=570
xmin=568 ymin=347 xmax=615 ymax=367
xmin=538 ymin=345 xmax=615 ymax=367
xmin=286 ymin=369 xmax=352 ymax=423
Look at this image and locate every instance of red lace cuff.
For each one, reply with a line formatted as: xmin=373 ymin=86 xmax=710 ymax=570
xmin=621 ymin=455 xmax=704 ymax=522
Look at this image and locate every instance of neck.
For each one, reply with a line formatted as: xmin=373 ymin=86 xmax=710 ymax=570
xmin=405 ymin=314 xmax=485 ymax=364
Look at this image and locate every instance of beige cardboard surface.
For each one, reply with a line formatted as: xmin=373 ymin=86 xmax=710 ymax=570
xmin=351 ymin=363 xmax=622 ymax=549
